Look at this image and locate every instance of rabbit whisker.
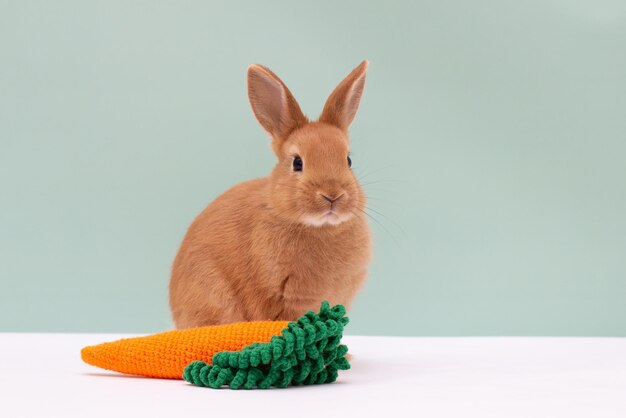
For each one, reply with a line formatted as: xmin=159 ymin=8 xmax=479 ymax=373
xmin=354 ymin=206 xmax=398 ymax=244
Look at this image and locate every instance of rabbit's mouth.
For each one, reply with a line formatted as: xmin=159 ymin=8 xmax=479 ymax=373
xmin=299 ymin=210 xmax=353 ymax=227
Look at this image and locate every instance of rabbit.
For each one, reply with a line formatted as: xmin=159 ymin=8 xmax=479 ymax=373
xmin=169 ymin=61 xmax=372 ymax=328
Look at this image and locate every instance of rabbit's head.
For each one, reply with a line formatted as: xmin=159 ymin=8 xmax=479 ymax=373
xmin=248 ymin=61 xmax=369 ymax=227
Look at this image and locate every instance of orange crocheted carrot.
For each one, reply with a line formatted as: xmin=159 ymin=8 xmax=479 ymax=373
xmin=81 ymin=320 xmax=289 ymax=379
xmin=82 ymin=302 xmax=352 ymax=389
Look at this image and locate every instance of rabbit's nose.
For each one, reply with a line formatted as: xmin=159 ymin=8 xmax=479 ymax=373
xmin=321 ymin=193 xmax=344 ymax=204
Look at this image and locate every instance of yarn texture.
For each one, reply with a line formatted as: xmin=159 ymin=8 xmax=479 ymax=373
xmin=81 ymin=320 xmax=289 ymax=379
xmin=81 ymin=301 xmax=351 ymax=388
xmin=183 ymin=301 xmax=351 ymax=389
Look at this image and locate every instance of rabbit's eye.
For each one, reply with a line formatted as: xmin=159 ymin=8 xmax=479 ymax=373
xmin=293 ymin=155 xmax=303 ymax=172
xmin=347 ymin=156 xmax=352 ymax=167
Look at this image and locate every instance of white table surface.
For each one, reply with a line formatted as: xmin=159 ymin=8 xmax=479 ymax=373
xmin=1 ymin=334 xmax=625 ymax=418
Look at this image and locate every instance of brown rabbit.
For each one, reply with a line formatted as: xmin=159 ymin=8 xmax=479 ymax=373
xmin=169 ymin=61 xmax=372 ymax=328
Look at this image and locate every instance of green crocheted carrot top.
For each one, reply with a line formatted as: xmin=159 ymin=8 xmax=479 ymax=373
xmin=183 ymin=301 xmax=351 ymax=389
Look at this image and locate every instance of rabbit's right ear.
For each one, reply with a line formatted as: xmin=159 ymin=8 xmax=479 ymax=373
xmin=247 ymin=64 xmax=308 ymax=144
xmin=319 ymin=61 xmax=368 ymax=131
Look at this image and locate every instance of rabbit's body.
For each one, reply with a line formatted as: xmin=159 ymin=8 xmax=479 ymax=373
xmin=170 ymin=176 xmax=371 ymax=327
xmin=170 ymin=63 xmax=372 ymax=328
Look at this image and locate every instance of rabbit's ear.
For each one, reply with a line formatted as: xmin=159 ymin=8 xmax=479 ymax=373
xmin=319 ymin=61 xmax=368 ymax=131
xmin=247 ymin=64 xmax=308 ymax=141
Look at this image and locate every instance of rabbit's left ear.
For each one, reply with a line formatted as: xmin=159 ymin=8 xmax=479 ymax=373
xmin=247 ymin=64 xmax=308 ymax=141
xmin=319 ymin=61 xmax=368 ymax=131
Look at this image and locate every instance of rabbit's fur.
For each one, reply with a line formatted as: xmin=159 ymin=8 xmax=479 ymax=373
xmin=169 ymin=62 xmax=372 ymax=328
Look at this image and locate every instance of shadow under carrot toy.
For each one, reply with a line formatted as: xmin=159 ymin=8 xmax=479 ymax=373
xmin=81 ymin=302 xmax=351 ymax=389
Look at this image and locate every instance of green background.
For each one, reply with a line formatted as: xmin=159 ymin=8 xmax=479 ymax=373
xmin=2 ymin=1 xmax=625 ymax=335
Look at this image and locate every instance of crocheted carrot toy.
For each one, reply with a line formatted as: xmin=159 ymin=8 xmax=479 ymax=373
xmin=81 ymin=301 xmax=350 ymax=389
